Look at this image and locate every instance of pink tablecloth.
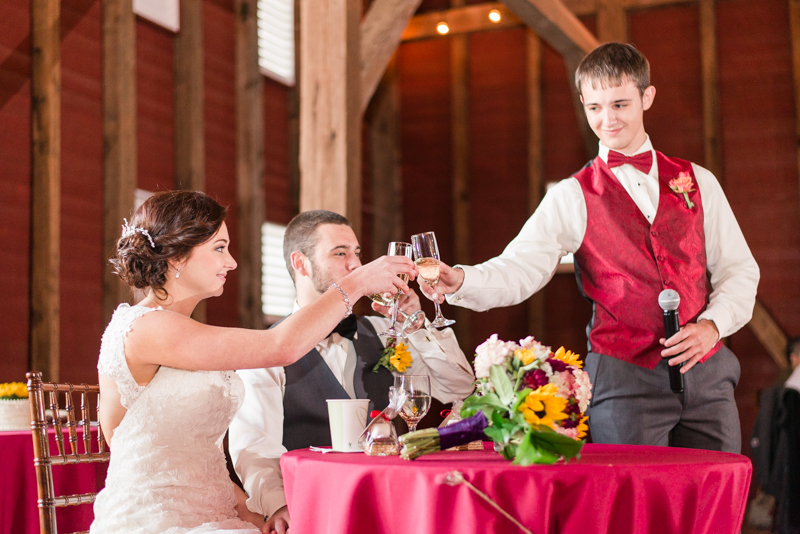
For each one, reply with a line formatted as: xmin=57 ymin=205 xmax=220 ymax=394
xmin=0 ymin=428 xmax=107 ymax=534
xmin=281 ymin=442 xmax=751 ymax=534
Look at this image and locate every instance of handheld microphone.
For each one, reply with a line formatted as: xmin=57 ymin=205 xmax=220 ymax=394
xmin=658 ymin=289 xmax=684 ymax=393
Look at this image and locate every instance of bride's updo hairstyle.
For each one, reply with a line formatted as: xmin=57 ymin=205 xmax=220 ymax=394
xmin=111 ymin=191 xmax=227 ymax=298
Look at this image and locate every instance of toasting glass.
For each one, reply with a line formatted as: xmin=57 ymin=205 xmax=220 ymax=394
xmin=377 ymin=242 xmax=413 ymax=339
xmin=411 ymin=232 xmax=455 ymax=328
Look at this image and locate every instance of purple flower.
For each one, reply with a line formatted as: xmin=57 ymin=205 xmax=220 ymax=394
xmin=523 ymin=369 xmax=548 ymax=389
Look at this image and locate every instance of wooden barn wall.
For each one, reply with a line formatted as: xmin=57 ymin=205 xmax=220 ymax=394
xmin=0 ymin=0 xmax=34 ymax=384
xmin=398 ymin=0 xmax=800 ymax=460
xmin=0 ymin=0 xmax=293 ymax=383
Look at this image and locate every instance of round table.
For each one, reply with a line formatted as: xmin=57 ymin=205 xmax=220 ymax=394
xmin=280 ymin=442 xmax=751 ymax=534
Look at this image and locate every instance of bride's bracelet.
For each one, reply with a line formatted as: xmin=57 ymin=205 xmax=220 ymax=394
xmin=329 ymin=282 xmax=353 ymax=317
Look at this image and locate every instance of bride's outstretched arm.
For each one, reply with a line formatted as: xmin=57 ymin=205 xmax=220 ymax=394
xmin=124 ymin=256 xmax=415 ymax=375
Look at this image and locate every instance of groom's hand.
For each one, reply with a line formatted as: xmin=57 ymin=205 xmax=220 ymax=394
xmin=264 ymin=505 xmax=290 ymax=534
xmin=371 ymin=289 xmax=422 ymax=318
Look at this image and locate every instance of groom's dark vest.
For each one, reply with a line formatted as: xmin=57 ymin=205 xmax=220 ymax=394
xmin=281 ymin=316 xmax=393 ymax=451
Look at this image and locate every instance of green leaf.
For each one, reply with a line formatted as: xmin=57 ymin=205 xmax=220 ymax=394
xmin=513 ymin=431 xmax=559 ymax=465
xmin=483 ymin=426 xmax=505 ymax=443
xmin=511 ymin=388 xmax=532 ymax=412
xmin=490 ymin=364 xmax=515 ymax=405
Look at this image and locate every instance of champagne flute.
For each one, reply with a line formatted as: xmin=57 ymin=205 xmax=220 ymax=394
xmin=368 ymin=293 xmax=427 ymax=336
xmin=378 ymin=242 xmax=413 ymax=339
xmin=394 ymin=375 xmax=431 ymax=433
xmin=411 ymin=232 xmax=455 ymax=328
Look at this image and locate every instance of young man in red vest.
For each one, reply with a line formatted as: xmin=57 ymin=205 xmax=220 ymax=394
xmin=430 ymin=42 xmax=760 ymax=453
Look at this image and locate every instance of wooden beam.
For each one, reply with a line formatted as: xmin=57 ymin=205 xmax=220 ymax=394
xmin=368 ymin=57 xmax=404 ymax=260
xmin=299 ymin=0 xmax=362 ymax=235
xmin=288 ymin=0 xmax=301 ymax=216
xmin=597 ymin=0 xmax=627 ymax=43
xmin=699 ymin=0 xmax=721 ymax=180
xmin=526 ymin=30 xmax=546 ymax=342
xmin=102 ymin=0 xmax=137 ymax=325
xmin=30 ymin=0 xmax=60 ymax=381
xmin=235 ymin=0 xmax=265 ymax=330
xmin=564 ymin=54 xmax=598 ymax=158
xmin=499 ymin=0 xmax=599 ymax=58
xmin=360 ymin=0 xmax=422 ymax=114
xmin=450 ymin=1 xmax=472 ymax=344
xmin=749 ymin=300 xmax=789 ymax=371
xmin=402 ymin=3 xmax=522 ymax=42
xmin=174 ymin=0 xmax=205 ymax=192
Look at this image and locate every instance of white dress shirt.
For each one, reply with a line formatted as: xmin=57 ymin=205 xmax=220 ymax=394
xmin=447 ymin=137 xmax=760 ymax=340
xmin=228 ymin=306 xmax=475 ymax=518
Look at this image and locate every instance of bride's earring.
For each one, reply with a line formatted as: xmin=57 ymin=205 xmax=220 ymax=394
xmin=176 ymin=267 xmax=181 ymax=279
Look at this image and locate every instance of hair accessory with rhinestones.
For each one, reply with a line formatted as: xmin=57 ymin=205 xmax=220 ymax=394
xmin=121 ymin=218 xmax=156 ymax=249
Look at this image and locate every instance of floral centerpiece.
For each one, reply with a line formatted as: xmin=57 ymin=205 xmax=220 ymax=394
xmin=400 ymin=335 xmax=592 ymax=465
xmin=0 ymin=381 xmax=30 ymax=431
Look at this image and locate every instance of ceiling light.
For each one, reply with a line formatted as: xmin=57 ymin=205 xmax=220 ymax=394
xmin=436 ymin=21 xmax=450 ymax=35
xmin=488 ymin=9 xmax=502 ymax=23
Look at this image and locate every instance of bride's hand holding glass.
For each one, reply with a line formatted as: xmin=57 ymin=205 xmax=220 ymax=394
xmin=339 ymin=254 xmax=415 ymax=302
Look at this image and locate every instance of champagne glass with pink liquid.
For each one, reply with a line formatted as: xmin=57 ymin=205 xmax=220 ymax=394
xmin=411 ymin=232 xmax=455 ymax=328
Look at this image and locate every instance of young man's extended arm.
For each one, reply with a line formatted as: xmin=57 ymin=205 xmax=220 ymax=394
xmin=228 ymin=367 xmax=289 ymax=522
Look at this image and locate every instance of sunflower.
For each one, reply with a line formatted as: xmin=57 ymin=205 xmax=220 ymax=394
xmin=518 ymin=384 xmax=568 ymax=429
xmin=390 ymin=343 xmax=413 ymax=373
xmin=551 ymin=346 xmax=583 ymax=369
xmin=575 ymin=416 xmax=589 ymax=439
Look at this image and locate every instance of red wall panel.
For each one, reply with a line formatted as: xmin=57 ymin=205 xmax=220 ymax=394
xmin=203 ymin=1 xmax=240 ymax=327
xmin=263 ymin=78 xmax=293 ymax=226
xmin=0 ymin=0 xmax=32 ymax=382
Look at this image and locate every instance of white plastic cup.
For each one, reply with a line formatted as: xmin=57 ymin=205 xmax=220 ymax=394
xmin=326 ymin=399 xmax=370 ymax=452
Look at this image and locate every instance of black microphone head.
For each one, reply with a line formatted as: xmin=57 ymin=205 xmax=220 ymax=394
xmin=658 ymin=289 xmax=680 ymax=311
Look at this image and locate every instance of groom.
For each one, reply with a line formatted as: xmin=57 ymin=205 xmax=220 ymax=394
xmin=228 ymin=210 xmax=475 ymax=533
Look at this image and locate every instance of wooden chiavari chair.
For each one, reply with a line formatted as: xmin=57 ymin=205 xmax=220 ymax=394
xmin=26 ymin=371 xmax=110 ymax=534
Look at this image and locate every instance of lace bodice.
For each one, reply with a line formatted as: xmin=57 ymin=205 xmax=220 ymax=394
xmin=91 ymin=304 xmax=260 ymax=534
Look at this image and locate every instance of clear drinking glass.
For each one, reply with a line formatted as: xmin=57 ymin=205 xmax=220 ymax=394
xmin=368 ymin=293 xmax=426 ymax=336
xmin=411 ymin=232 xmax=455 ymax=328
xmin=378 ymin=242 xmax=414 ymax=339
xmin=394 ymin=375 xmax=432 ymax=433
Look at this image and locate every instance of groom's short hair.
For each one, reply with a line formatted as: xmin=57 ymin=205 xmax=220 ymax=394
xmin=283 ymin=210 xmax=351 ymax=282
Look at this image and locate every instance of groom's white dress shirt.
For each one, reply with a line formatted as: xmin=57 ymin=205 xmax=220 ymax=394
xmin=448 ymin=137 xmax=759 ymax=340
xmin=229 ymin=304 xmax=475 ymax=518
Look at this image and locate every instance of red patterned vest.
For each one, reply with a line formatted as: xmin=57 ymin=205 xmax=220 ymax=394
xmin=573 ymin=152 xmax=722 ymax=369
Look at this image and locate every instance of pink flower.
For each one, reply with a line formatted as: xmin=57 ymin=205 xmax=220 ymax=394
xmin=668 ymin=172 xmax=696 ymax=209
xmin=474 ymin=334 xmax=517 ymax=378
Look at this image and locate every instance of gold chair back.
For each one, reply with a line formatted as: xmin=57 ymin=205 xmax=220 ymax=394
xmin=26 ymin=371 xmax=110 ymax=534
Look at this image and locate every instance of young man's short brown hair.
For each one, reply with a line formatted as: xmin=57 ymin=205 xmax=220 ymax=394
xmin=283 ymin=210 xmax=351 ymax=282
xmin=575 ymin=42 xmax=650 ymax=97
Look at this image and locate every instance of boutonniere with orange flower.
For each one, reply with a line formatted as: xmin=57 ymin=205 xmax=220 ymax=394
xmin=373 ymin=338 xmax=412 ymax=374
xmin=668 ymin=172 xmax=696 ymax=209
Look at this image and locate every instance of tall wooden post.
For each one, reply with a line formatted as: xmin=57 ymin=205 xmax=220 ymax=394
xmin=175 ymin=0 xmax=205 ymax=192
xmin=699 ymin=0 xmax=722 ymax=181
xmin=788 ymin=0 xmax=800 ymax=211
xmin=526 ymin=30 xmax=545 ymax=342
xmin=299 ymin=0 xmax=362 ymax=235
xmin=235 ymin=0 xmax=265 ymax=329
xmin=30 ymin=0 xmax=61 ymax=381
xmin=450 ymin=0 xmax=472 ymax=346
xmin=597 ymin=0 xmax=627 ymax=43
xmin=102 ymin=0 xmax=137 ymax=324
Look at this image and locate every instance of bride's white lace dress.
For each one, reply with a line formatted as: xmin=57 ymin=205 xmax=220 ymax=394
xmin=90 ymin=304 xmax=260 ymax=533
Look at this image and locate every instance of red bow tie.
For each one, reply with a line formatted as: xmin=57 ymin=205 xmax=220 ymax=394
xmin=606 ymin=150 xmax=653 ymax=174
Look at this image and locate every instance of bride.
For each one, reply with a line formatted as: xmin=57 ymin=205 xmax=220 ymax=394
xmin=90 ymin=191 xmax=414 ymax=533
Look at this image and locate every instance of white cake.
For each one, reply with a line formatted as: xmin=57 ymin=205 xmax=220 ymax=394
xmin=0 ymin=399 xmax=31 ymax=431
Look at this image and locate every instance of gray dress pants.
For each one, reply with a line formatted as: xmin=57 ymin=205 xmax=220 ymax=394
xmin=584 ymin=345 xmax=741 ymax=453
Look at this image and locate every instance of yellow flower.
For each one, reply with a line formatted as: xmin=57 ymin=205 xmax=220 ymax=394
xmin=514 ymin=348 xmax=537 ymax=366
xmin=0 ymin=382 xmax=28 ymax=399
xmin=518 ymin=384 xmax=568 ymax=429
xmin=552 ymin=346 xmax=583 ymax=369
xmin=576 ymin=416 xmax=589 ymax=440
xmin=390 ymin=343 xmax=412 ymax=373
